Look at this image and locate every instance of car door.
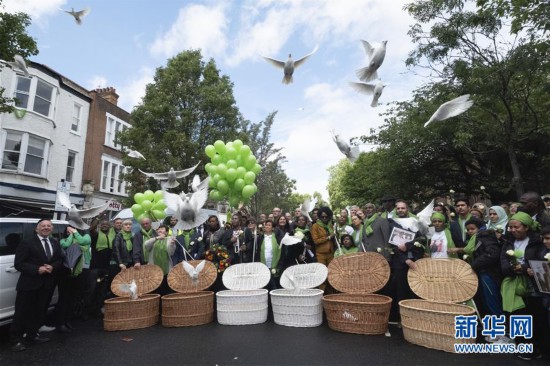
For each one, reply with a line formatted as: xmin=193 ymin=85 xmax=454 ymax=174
xmin=0 ymin=222 xmax=23 ymax=325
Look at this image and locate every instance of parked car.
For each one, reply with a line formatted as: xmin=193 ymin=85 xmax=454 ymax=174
xmin=0 ymin=218 xmax=68 ymax=326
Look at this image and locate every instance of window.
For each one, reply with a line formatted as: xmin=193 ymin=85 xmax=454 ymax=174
xmin=100 ymin=156 xmax=128 ymax=195
xmin=66 ymin=151 xmax=76 ymax=182
xmin=71 ymin=103 xmax=82 ymax=132
xmin=104 ymin=114 xmax=130 ymax=150
xmin=0 ymin=131 xmax=49 ymax=176
xmin=13 ymin=76 xmax=55 ymax=118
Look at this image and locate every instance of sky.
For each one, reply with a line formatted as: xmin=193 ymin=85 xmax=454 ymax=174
xmin=4 ymin=0 xmax=428 ymax=202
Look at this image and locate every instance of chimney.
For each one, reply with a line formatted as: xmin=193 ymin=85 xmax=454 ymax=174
xmin=94 ymin=87 xmax=119 ymax=105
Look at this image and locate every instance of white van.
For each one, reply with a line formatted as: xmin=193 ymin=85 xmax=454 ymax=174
xmin=0 ymin=218 xmax=68 ymax=326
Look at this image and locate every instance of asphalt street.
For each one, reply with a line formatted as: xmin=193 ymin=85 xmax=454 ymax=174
xmin=0 ymin=313 xmax=542 ymax=366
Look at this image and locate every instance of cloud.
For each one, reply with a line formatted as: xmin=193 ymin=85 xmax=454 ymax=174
xmin=2 ymin=0 xmax=65 ymax=25
xmin=117 ymin=67 xmax=155 ymax=112
xmin=87 ymin=75 xmax=108 ymax=90
xmin=149 ymin=4 xmax=228 ymax=60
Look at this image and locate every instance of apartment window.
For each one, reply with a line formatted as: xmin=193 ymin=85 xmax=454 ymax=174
xmin=66 ymin=151 xmax=77 ymax=182
xmin=0 ymin=131 xmax=49 ymax=176
xmin=100 ymin=156 xmax=128 ymax=195
xmin=104 ymin=114 xmax=130 ymax=150
xmin=71 ymin=103 xmax=82 ymax=132
xmin=13 ymin=76 xmax=55 ymax=118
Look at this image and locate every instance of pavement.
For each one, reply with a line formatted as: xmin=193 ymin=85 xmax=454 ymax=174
xmin=0 ymin=314 xmax=543 ymax=366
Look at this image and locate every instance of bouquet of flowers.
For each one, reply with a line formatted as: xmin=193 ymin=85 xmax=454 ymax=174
xmin=506 ymin=249 xmax=524 ymax=267
xmin=205 ymin=244 xmax=231 ymax=273
xmin=544 ymin=253 xmax=550 ymax=263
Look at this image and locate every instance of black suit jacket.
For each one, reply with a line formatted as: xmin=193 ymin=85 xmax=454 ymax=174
xmin=14 ymin=235 xmax=63 ymax=291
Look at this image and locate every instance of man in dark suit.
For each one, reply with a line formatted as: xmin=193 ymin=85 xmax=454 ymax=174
xmin=10 ymin=218 xmax=64 ymax=352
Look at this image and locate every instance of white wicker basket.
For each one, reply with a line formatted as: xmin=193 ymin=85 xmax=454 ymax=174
xmin=216 ymin=263 xmax=271 ymax=325
xmin=270 ymin=263 xmax=328 ymax=328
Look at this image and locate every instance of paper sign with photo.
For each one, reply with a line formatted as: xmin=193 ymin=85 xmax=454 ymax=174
xmin=528 ymin=260 xmax=550 ymax=294
xmin=389 ymin=227 xmax=414 ymax=246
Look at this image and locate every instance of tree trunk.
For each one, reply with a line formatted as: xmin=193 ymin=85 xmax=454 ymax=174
xmin=507 ymin=143 xmax=524 ymax=198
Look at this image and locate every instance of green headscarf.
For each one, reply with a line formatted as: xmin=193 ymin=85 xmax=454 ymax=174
xmin=431 ymin=212 xmax=446 ymax=222
xmin=510 ymin=212 xmax=541 ymax=232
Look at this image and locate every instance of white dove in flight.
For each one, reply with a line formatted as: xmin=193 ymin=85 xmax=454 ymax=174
xmin=331 ymin=130 xmax=360 ymax=163
xmin=127 ymin=150 xmax=145 ymax=160
xmin=182 ymin=260 xmax=206 ymax=284
xmin=57 ymin=191 xmax=111 ymax=230
xmin=424 ymin=94 xmax=474 ymax=127
xmin=392 ymin=199 xmax=434 ymax=236
xmin=191 ymin=175 xmax=210 ymax=193
xmin=118 ymin=280 xmax=138 ymax=300
xmin=60 ymin=7 xmax=91 ymax=25
xmin=300 ymin=197 xmax=317 ymax=222
xmin=139 ymin=162 xmax=200 ymax=189
xmin=163 ymin=186 xmax=209 ymax=230
xmin=349 ymin=80 xmax=387 ymax=107
xmin=262 ymin=45 xmax=319 ymax=84
xmin=8 ymin=55 xmax=30 ymax=77
xmin=356 ymin=40 xmax=387 ymax=82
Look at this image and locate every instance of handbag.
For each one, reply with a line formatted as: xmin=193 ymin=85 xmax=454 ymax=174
xmin=62 ymin=243 xmax=83 ymax=271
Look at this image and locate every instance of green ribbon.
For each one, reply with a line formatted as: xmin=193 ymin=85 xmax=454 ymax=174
xmin=260 ymin=234 xmax=281 ymax=270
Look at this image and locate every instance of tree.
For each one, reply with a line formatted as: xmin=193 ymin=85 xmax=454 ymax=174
xmin=476 ymin=0 xmax=550 ymax=36
xmin=242 ymin=112 xmax=296 ymax=217
xmin=118 ymin=50 xmax=242 ymax=200
xmin=0 ymin=1 xmax=39 ymax=113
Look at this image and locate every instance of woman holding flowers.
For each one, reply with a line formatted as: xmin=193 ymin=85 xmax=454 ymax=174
xmin=500 ymin=212 xmax=544 ymax=358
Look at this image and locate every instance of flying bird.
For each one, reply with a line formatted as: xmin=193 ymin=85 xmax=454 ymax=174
xmin=356 ymin=40 xmax=387 ymax=82
xmin=8 ymin=55 xmax=30 ymax=77
xmin=163 ymin=186 xmax=209 ymax=230
xmin=280 ymin=233 xmax=303 ymax=246
xmin=118 ymin=280 xmax=138 ymax=300
xmin=424 ymin=94 xmax=474 ymax=127
xmin=392 ymin=199 xmax=434 ymax=236
xmin=262 ymin=45 xmax=319 ymax=84
xmin=182 ymin=260 xmax=206 ymax=284
xmin=57 ymin=191 xmax=111 ymax=230
xmin=299 ymin=197 xmax=318 ymax=222
xmin=349 ymin=80 xmax=386 ymax=107
xmin=127 ymin=150 xmax=145 ymax=160
xmin=331 ymin=130 xmax=360 ymax=163
xmin=139 ymin=162 xmax=200 ymax=189
xmin=191 ymin=175 xmax=209 ymax=193
xmin=60 ymin=7 xmax=91 ymax=25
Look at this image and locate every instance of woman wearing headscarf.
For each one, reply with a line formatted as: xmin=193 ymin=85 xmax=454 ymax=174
xmin=334 ymin=234 xmax=359 ymax=257
xmin=428 ymin=212 xmax=458 ymax=259
xmin=486 ymin=205 xmax=508 ymax=236
xmin=499 ymin=212 xmax=544 ymax=358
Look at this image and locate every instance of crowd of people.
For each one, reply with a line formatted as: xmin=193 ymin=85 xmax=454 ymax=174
xmin=10 ymin=191 xmax=550 ymax=360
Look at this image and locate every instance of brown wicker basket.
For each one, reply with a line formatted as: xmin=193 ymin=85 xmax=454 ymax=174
xmin=161 ymin=260 xmax=217 ymax=327
xmin=399 ymin=258 xmax=479 ymax=353
xmin=323 ymin=252 xmax=392 ymax=335
xmin=104 ymin=265 xmax=163 ymax=331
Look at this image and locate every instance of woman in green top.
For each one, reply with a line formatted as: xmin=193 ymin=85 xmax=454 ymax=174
xmin=56 ymin=225 xmax=91 ymax=332
xmin=335 ymin=234 xmax=359 ymax=257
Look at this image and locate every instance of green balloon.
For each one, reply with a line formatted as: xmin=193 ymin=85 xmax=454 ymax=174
xmin=131 ymin=204 xmax=144 ymax=215
xmin=208 ymin=178 xmax=217 ymax=188
xmin=154 ymin=190 xmax=164 ymax=202
xmin=252 ymin=183 xmax=258 ymax=193
xmin=209 ymin=164 xmax=218 ymax=176
xmin=144 ymin=190 xmax=154 ymax=201
xmin=213 ymin=174 xmax=221 ymax=184
xmin=205 ymin=144 xmax=216 ymax=158
xmin=234 ymin=178 xmax=245 ymax=192
xmin=242 ymin=196 xmax=250 ymax=205
xmin=137 ymin=212 xmax=151 ymax=221
xmin=236 ymin=166 xmax=247 ymax=179
xmin=226 ymin=159 xmax=237 ymax=169
xmin=134 ymin=192 xmax=145 ymax=204
xmin=240 ymin=145 xmax=251 ymax=158
xmin=205 ymin=162 xmax=212 ymax=173
xmin=233 ymin=139 xmax=243 ymax=152
xmin=226 ymin=147 xmax=237 ymax=159
xmin=153 ymin=200 xmax=166 ymax=210
xmin=225 ymin=141 xmax=234 ymax=150
xmin=217 ymin=163 xmax=227 ymax=178
xmin=229 ymin=196 xmax=240 ymax=207
xmin=141 ymin=200 xmax=153 ymax=211
xmin=152 ymin=210 xmax=166 ymax=220
xmin=209 ymin=189 xmax=221 ymax=201
xmin=242 ymin=185 xmax=255 ymax=199
xmin=214 ymin=140 xmax=226 ymax=154
xmin=226 ymin=168 xmax=237 ymax=182
xmin=217 ymin=179 xmax=229 ymax=194
xmin=212 ymin=154 xmax=223 ymax=165
xmin=245 ymin=155 xmax=257 ymax=170
xmin=252 ymin=163 xmax=261 ymax=175
xmin=244 ymin=171 xmax=256 ymax=185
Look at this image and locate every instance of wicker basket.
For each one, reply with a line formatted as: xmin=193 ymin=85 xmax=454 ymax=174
xmin=323 ymin=252 xmax=392 ymax=335
xmin=216 ymin=263 xmax=271 ymax=325
xmin=270 ymin=263 xmax=328 ymax=327
xmin=161 ymin=260 xmax=217 ymax=327
xmin=104 ymin=265 xmax=163 ymax=331
xmin=399 ymin=258 xmax=479 ymax=353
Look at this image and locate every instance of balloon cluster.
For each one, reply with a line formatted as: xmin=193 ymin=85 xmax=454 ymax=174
xmin=131 ymin=190 xmax=167 ymax=221
xmin=205 ymin=139 xmax=261 ymax=207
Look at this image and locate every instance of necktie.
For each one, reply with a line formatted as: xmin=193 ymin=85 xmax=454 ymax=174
xmin=43 ymin=238 xmax=52 ymax=260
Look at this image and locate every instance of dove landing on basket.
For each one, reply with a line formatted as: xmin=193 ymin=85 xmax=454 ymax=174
xmin=182 ymin=260 xmax=206 ymax=285
xmin=118 ymin=280 xmax=138 ymax=300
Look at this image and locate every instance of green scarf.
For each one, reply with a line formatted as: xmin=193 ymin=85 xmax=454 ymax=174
xmin=364 ymin=213 xmax=379 ymax=236
xmin=501 ymin=275 xmax=528 ymax=312
xmin=122 ymin=231 xmax=133 ymax=252
xmin=153 ymin=238 xmax=170 ymax=275
xmin=335 ymin=246 xmax=359 ymax=258
xmin=141 ymin=228 xmax=154 ymax=262
xmin=294 ymin=227 xmax=309 ymax=235
xmin=458 ymin=214 xmax=472 ymax=241
xmin=181 ymin=228 xmax=195 ymax=249
xmin=463 ymin=234 xmax=477 ymax=256
xmin=96 ymin=228 xmax=116 ymax=251
xmin=353 ymin=225 xmax=364 ymax=246
xmin=316 ymin=220 xmax=334 ymax=235
xmin=335 ymin=224 xmax=349 ymax=240
xmin=427 ymin=228 xmax=457 ymax=258
xmin=260 ymin=234 xmax=281 ymax=270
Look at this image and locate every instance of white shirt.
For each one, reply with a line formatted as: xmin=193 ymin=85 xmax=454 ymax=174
xmin=514 ymin=237 xmax=529 ymax=264
xmin=38 ymin=235 xmax=53 ymax=257
xmin=430 ymin=231 xmax=448 ymax=259
xmin=264 ymin=234 xmax=273 ymax=268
